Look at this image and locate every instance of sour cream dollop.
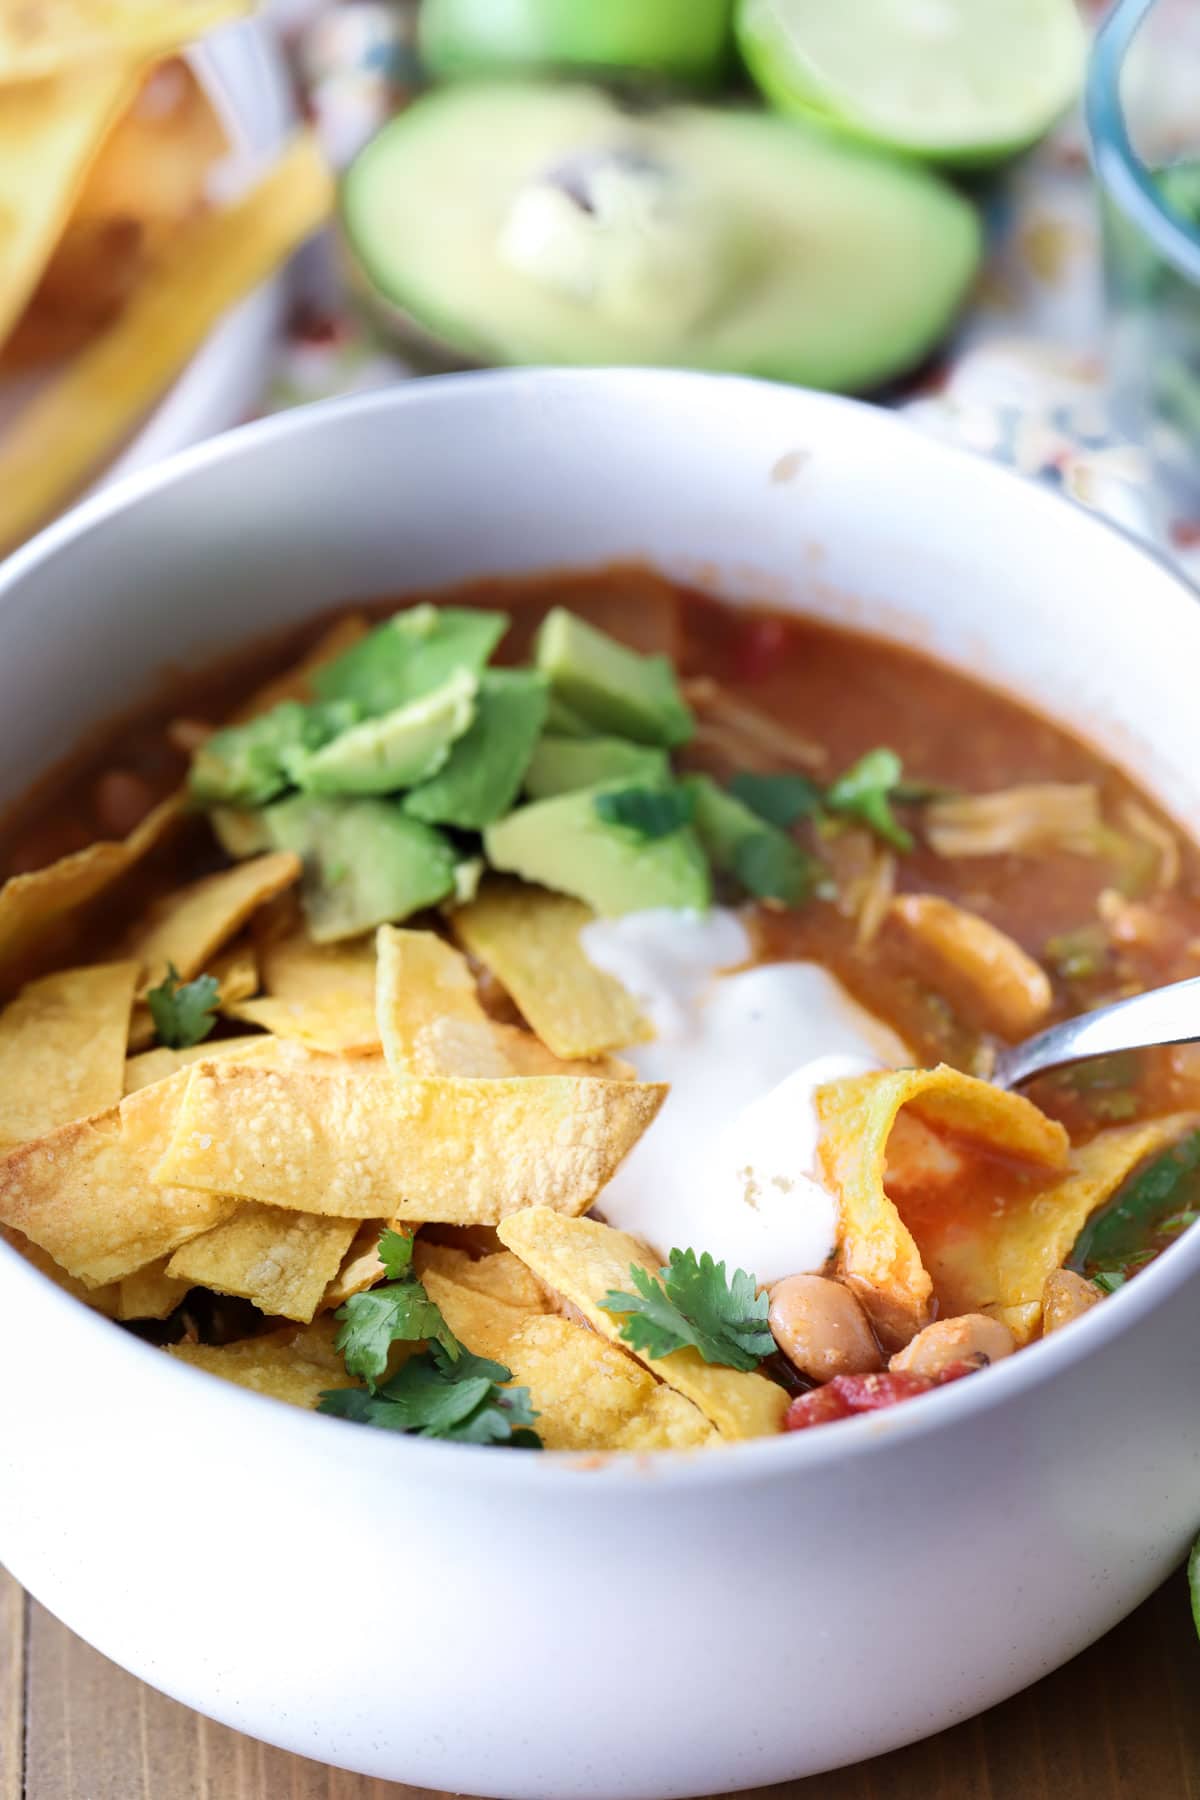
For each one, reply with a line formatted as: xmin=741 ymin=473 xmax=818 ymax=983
xmin=581 ymin=909 xmax=910 ymax=1284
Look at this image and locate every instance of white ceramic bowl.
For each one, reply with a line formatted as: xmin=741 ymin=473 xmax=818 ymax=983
xmin=1 ymin=372 xmax=1199 ymax=1797
xmin=0 ymin=19 xmax=293 ymax=501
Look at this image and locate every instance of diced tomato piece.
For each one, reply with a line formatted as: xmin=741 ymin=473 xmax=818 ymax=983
xmin=730 ymin=616 xmax=789 ymax=683
xmin=933 ymin=1360 xmax=979 ymax=1386
xmin=784 ymin=1385 xmax=853 ymax=1431
xmin=833 ymin=1371 xmax=933 ymax=1412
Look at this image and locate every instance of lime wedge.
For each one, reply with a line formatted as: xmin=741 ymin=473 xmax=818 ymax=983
xmin=736 ymin=0 xmax=1086 ymax=165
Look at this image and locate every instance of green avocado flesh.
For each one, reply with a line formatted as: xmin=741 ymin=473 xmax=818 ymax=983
xmin=314 ymin=605 xmax=507 ymax=716
xmin=264 ymin=796 xmax=457 ymax=942
xmin=404 ymin=669 xmax=549 ymax=829
xmin=421 ymin=0 xmax=731 ymax=87
xmin=485 ymin=782 xmax=711 ymax=916
xmin=342 ymin=81 xmax=981 ymax=391
xmin=524 ymin=734 xmax=669 ymax=800
xmin=535 ymin=607 xmax=693 ymax=748
xmin=288 ymin=669 xmax=477 ymax=797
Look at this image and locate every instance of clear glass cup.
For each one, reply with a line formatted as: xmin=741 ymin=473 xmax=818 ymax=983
xmin=1088 ymin=0 xmax=1200 ymax=512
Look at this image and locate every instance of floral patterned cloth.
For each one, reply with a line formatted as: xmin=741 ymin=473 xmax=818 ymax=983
xmin=260 ymin=0 xmax=1200 ymax=585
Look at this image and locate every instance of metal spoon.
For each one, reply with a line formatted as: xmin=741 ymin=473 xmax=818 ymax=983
xmin=992 ymin=975 xmax=1200 ymax=1090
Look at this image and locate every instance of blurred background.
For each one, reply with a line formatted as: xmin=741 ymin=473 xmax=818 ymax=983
xmin=2 ymin=0 xmax=1198 ymax=576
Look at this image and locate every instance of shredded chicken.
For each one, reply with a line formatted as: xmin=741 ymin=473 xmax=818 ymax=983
xmin=888 ymin=893 xmax=1054 ymax=1038
xmin=1117 ymin=797 xmax=1180 ymax=890
xmin=923 ymin=783 xmax=1101 ymax=858
xmin=682 ymin=677 xmax=827 ymax=772
xmin=1096 ymin=887 xmax=1200 ymax=960
xmin=852 ymin=845 xmax=896 ymax=948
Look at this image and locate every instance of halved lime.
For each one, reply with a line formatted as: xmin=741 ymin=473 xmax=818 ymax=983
xmin=736 ymin=0 xmax=1086 ymax=165
xmin=420 ymin=0 xmax=733 ymax=90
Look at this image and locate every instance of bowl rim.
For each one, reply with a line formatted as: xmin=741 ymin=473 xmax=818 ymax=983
xmin=1086 ymin=0 xmax=1200 ymax=285
xmin=3 ymin=365 xmax=1200 ymax=1493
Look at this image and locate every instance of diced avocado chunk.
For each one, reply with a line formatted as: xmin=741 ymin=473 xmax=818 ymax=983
xmin=189 ymin=699 xmax=360 ymax=808
xmin=210 ymin=806 xmax=272 ymax=860
xmin=685 ymin=773 xmax=816 ymax=906
xmin=263 ymin=795 xmax=457 ymax=942
xmin=484 ymin=781 xmax=710 ymax=916
xmin=544 ymin=693 xmax=597 ymax=737
xmin=314 ymin=604 xmax=507 ymax=716
xmin=534 ymin=608 xmax=693 ymax=748
xmin=287 ymin=669 xmax=477 ymax=797
xmin=404 ymin=669 xmax=548 ymax=830
xmin=524 ymin=733 xmax=670 ymax=799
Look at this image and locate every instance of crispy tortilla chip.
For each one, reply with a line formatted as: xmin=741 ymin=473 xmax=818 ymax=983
xmin=0 ymin=960 xmax=137 ymax=1148
xmin=0 ymin=0 xmax=251 ymax=80
xmin=224 ymin=926 xmax=379 ymax=1054
xmin=504 ymin=1314 xmax=717 ymax=1452
xmin=498 ymin=1209 xmax=788 ymax=1440
xmin=167 ymin=1202 xmax=359 ymax=1323
xmin=0 ymin=63 xmax=135 ymax=346
xmin=420 ymin=1267 xmax=537 ymax=1364
xmin=414 ymin=1241 xmax=551 ymax=1314
xmin=154 ymin=1062 xmax=667 ymax=1224
xmin=117 ymin=1256 xmax=190 ymax=1321
xmin=0 ymin=1069 xmax=234 ymax=1286
xmin=451 ymin=880 xmax=650 ymax=1059
xmin=0 ymin=133 xmax=333 ymax=554
xmin=128 ymin=851 xmax=299 ymax=995
xmin=2 ymin=1224 xmax=120 ymax=1317
xmin=949 ymin=1114 xmax=1199 ymax=1345
xmin=124 ymin=1033 xmax=277 ymax=1095
xmin=322 ymin=1219 xmax=414 ymax=1309
xmin=168 ymin=1319 xmax=355 ymax=1411
xmin=816 ymin=1065 xmax=1070 ymax=1348
xmin=375 ymin=926 xmax=628 ymax=1077
xmin=0 ymin=794 xmax=180 ymax=981
xmin=231 ymin=615 xmax=371 ymax=724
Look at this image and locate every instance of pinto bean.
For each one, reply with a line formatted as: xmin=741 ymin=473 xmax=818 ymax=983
xmin=93 ymin=768 xmax=155 ymax=838
xmin=889 ymin=1313 xmax=1015 ymax=1379
xmin=1041 ymin=1268 xmax=1101 ymax=1334
xmin=768 ymin=1274 xmax=881 ymax=1382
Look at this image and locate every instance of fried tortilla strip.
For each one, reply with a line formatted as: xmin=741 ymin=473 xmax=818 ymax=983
xmin=0 ymin=0 xmax=251 ymax=80
xmin=231 ymin=615 xmax=371 ymax=723
xmin=124 ymin=1033 xmax=278 ymax=1095
xmin=415 ymin=1241 xmax=551 ymax=1314
xmin=420 ymin=1267 xmax=538 ymax=1364
xmin=0 ymin=1070 xmax=234 ymax=1286
xmin=168 ymin=1318 xmax=356 ymax=1411
xmin=0 ymin=960 xmax=137 ymax=1148
xmin=0 ymin=795 xmax=180 ymax=981
xmin=451 ymin=880 xmax=650 ymax=1060
xmin=958 ymin=1114 xmax=1199 ymax=1345
xmin=0 ymin=63 xmax=135 ymax=345
xmin=816 ymin=1065 xmax=1071 ymax=1348
xmin=0 ymin=134 xmax=333 ymax=554
xmin=376 ymin=926 xmax=629 ymax=1077
xmin=2 ymin=1225 xmax=120 ymax=1318
xmin=504 ymin=1314 xmax=717 ymax=1452
xmin=154 ymin=1063 xmax=667 ymax=1223
xmin=129 ymin=851 xmax=299 ymax=995
xmin=322 ymin=1219 xmax=414 ymax=1309
xmin=117 ymin=1257 xmax=190 ymax=1321
xmin=167 ymin=1202 xmax=359 ymax=1323
xmin=226 ymin=930 xmax=378 ymax=1054
xmin=498 ymin=1209 xmax=788 ymax=1440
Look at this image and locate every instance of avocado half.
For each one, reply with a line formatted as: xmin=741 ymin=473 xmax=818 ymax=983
xmin=341 ymin=82 xmax=982 ymax=394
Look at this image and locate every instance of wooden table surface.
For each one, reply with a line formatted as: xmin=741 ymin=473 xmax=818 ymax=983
xmin=3 ymin=1565 xmax=1199 ymax=1800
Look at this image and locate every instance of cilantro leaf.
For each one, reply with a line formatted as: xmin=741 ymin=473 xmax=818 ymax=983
xmin=600 ymin=1248 xmax=774 ymax=1372
xmin=146 ymin=963 xmax=220 ymax=1050
xmin=593 ymin=785 xmax=695 ymax=841
xmin=732 ymin=831 xmax=816 ymax=906
xmin=729 ymin=771 xmax=822 ymax=829
xmin=825 ymin=748 xmax=914 ymax=852
xmin=318 ymin=1337 xmax=541 ymax=1446
xmin=333 ymin=1230 xmax=457 ymax=1389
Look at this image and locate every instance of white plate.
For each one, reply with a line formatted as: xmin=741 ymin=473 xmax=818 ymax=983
xmin=0 ymin=18 xmax=294 ymax=501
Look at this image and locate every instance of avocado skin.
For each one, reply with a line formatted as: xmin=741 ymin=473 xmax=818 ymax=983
xmin=524 ymin=734 xmax=670 ymax=800
xmin=485 ymin=781 xmax=710 ymax=917
xmin=535 ymin=608 xmax=693 ymax=749
xmin=264 ymin=795 xmax=457 ymax=942
xmin=405 ymin=669 xmax=549 ymax=830
xmin=420 ymin=0 xmax=732 ymax=88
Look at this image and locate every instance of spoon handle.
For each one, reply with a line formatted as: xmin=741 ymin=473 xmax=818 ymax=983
xmin=992 ymin=974 xmax=1200 ymax=1091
